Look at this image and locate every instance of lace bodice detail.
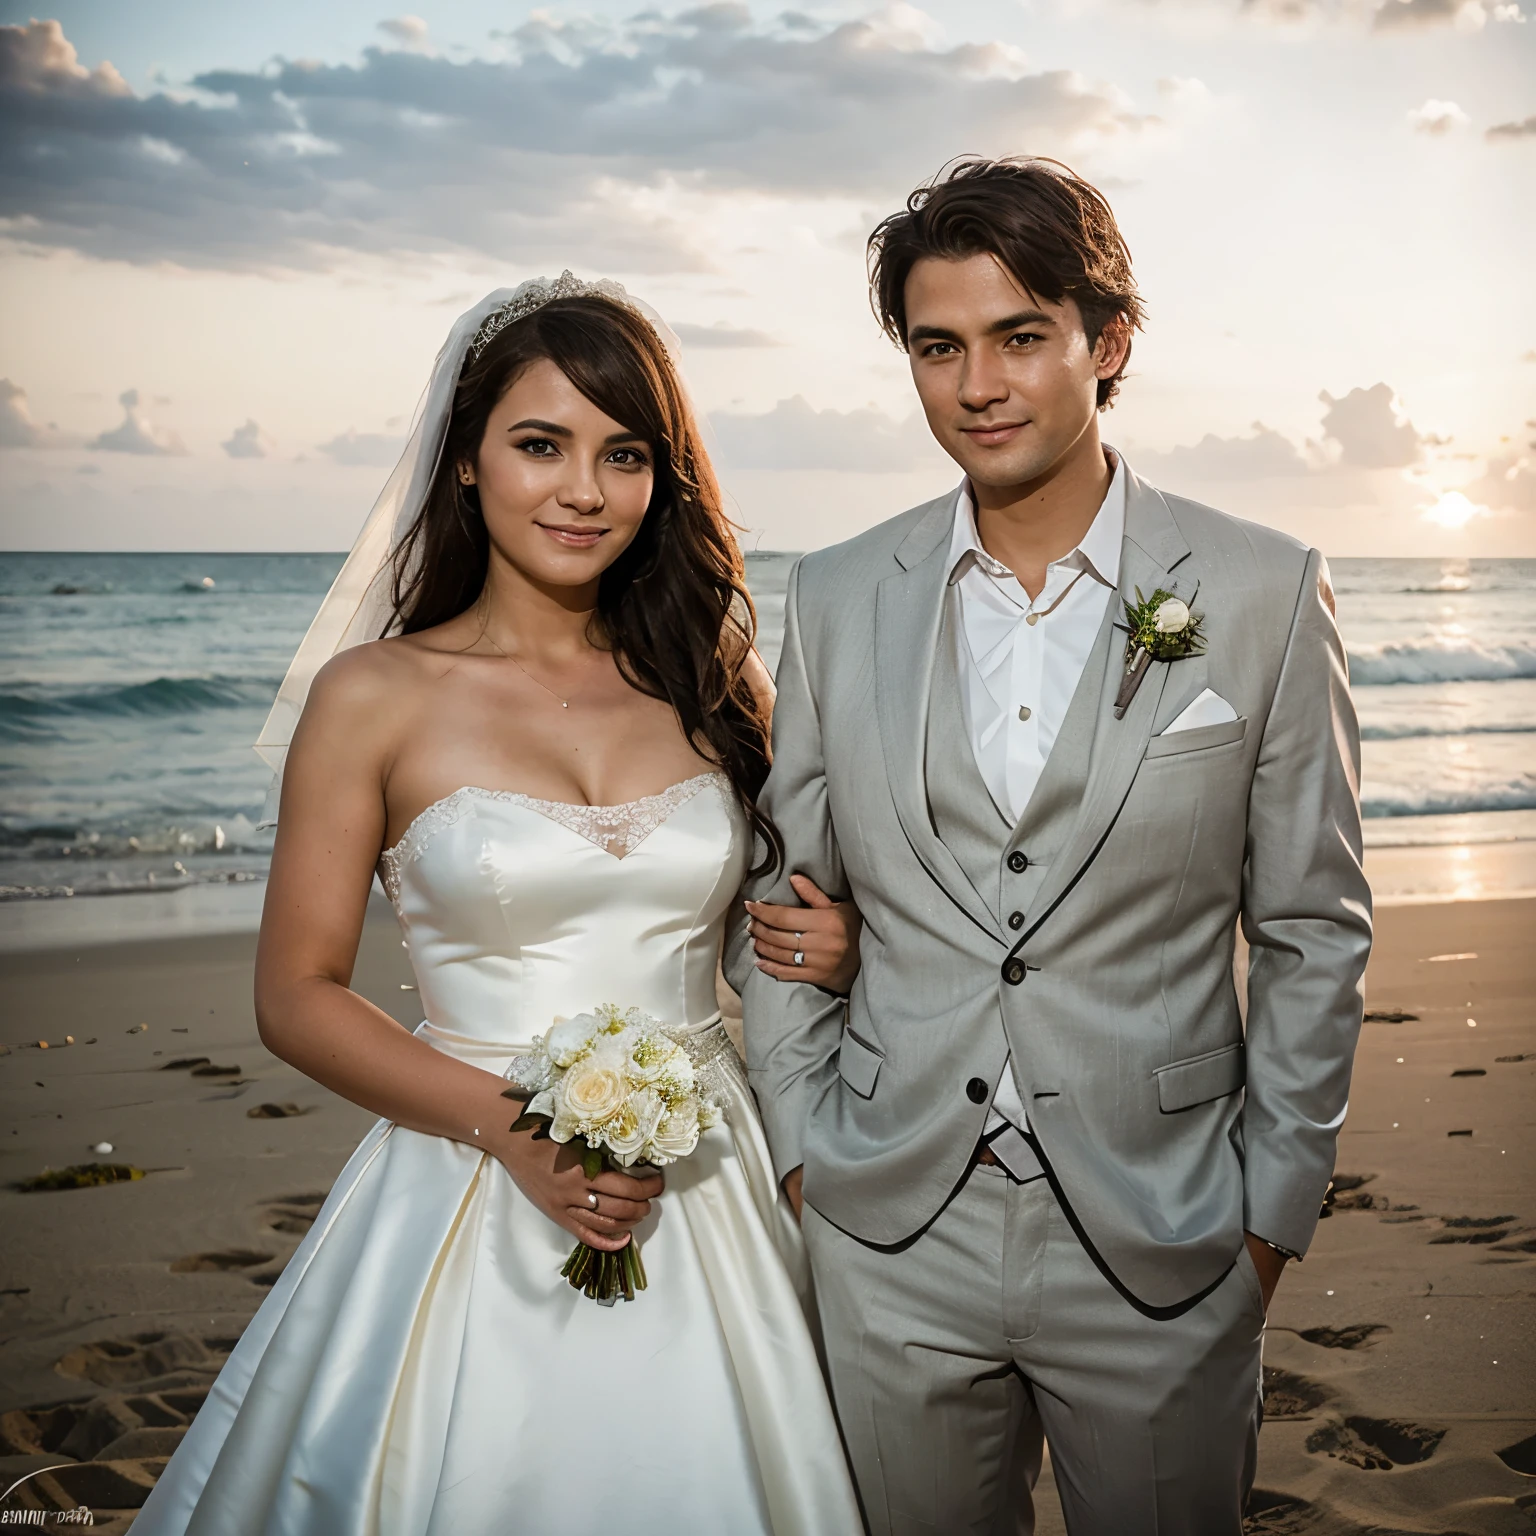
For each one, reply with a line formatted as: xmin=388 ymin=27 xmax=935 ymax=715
xmin=378 ymin=772 xmax=728 ymax=903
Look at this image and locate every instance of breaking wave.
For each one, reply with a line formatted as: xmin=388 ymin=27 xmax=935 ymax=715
xmin=1349 ymin=640 xmax=1536 ymax=687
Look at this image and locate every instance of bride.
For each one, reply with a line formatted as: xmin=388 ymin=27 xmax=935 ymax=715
xmin=135 ymin=277 xmax=865 ymax=1534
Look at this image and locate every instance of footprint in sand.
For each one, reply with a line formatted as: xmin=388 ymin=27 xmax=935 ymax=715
xmin=1429 ymin=1214 xmax=1517 ymax=1245
xmin=1304 ymin=1415 xmax=1446 ymax=1471
xmin=1497 ymin=1431 xmax=1536 ymax=1475
xmin=52 ymin=1331 xmax=233 ymax=1388
xmin=246 ymin=1101 xmax=309 ymax=1119
xmin=1295 ymin=1323 xmax=1391 ymax=1350
xmin=1242 ymin=1489 xmax=1329 ymax=1534
xmin=1492 ymin=1230 xmax=1536 ymax=1254
xmin=1261 ymin=1367 xmax=1331 ymax=1420
xmin=168 ymin=1248 xmax=275 ymax=1274
xmin=261 ymin=1191 xmax=327 ymax=1236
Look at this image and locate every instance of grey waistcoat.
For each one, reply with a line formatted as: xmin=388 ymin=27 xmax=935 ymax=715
xmin=924 ymin=587 xmax=1116 ymax=940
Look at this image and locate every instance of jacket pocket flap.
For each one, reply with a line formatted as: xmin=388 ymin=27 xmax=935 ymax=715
xmin=837 ymin=1027 xmax=884 ymax=1100
xmin=1145 ymin=717 xmax=1247 ymax=760
xmin=1156 ymin=1042 xmax=1245 ymax=1113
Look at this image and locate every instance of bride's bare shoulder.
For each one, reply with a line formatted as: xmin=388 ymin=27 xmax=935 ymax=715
xmin=301 ymin=636 xmax=443 ymax=728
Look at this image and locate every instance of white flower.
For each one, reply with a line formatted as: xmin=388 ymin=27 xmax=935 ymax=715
xmin=545 ymin=1012 xmax=601 ymax=1068
xmin=626 ymin=1031 xmax=682 ymax=1085
xmin=606 ymin=1087 xmax=666 ymax=1165
xmin=1153 ymin=598 xmax=1191 ymax=634
xmin=651 ymin=1102 xmax=702 ymax=1163
xmin=560 ymin=1052 xmax=627 ymax=1126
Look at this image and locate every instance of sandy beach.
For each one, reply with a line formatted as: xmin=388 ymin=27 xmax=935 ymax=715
xmin=1 ymin=890 xmax=1532 ymax=1531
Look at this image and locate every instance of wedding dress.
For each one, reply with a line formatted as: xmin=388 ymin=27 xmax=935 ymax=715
xmin=135 ymin=770 xmax=861 ymax=1535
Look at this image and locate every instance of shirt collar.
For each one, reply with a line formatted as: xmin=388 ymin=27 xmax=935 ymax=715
xmin=946 ymin=448 xmax=1126 ymax=591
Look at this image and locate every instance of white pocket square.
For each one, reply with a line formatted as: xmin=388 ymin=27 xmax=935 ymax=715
xmin=1161 ymin=688 xmax=1239 ymax=734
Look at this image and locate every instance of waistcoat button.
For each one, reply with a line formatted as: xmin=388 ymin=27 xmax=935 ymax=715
xmin=1003 ymin=959 xmax=1026 ymax=986
xmin=966 ymin=1077 xmax=989 ymax=1104
xmin=1007 ymin=851 xmax=1029 ymax=873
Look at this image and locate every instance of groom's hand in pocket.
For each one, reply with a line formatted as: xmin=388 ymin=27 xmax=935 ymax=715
xmin=747 ymin=874 xmax=862 ymax=993
xmin=782 ymin=1166 xmax=805 ymax=1222
xmin=1243 ymin=1230 xmax=1289 ymax=1311
xmin=496 ymin=1122 xmax=664 ymax=1252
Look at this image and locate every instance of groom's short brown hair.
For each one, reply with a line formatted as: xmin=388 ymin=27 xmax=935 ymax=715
xmin=868 ymin=157 xmax=1144 ymax=409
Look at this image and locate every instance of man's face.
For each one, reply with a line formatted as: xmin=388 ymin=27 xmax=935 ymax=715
xmin=903 ymin=252 xmax=1125 ymax=491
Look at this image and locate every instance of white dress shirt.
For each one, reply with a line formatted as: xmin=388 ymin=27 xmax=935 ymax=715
xmin=944 ymin=453 xmax=1126 ymax=1155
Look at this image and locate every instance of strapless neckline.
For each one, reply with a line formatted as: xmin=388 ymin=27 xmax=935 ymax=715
xmin=379 ymin=771 xmax=729 ymax=898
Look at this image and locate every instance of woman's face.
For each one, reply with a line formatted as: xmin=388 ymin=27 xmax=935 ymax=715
xmin=462 ymin=357 xmax=654 ymax=594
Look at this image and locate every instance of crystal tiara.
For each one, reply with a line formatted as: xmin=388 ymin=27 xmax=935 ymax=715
xmin=466 ymin=272 xmax=642 ymax=363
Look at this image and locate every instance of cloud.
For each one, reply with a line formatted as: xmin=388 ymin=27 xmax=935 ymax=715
xmin=1487 ymin=115 xmax=1536 ymax=140
xmin=1406 ymin=99 xmax=1469 ymax=134
xmin=1132 ymin=422 xmax=1310 ymax=482
xmin=222 ymin=419 xmax=273 ymax=458
xmin=0 ymin=12 xmax=1150 ymax=272
xmin=378 ymin=16 xmax=430 ymax=52
xmin=88 ymin=388 xmax=187 ymax=455
xmin=673 ymin=321 xmax=781 ymax=349
xmin=0 ymin=378 xmax=73 ymax=448
xmin=1373 ymin=0 xmax=1492 ymax=26
xmin=1317 ymin=383 xmax=1423 ymax=468
xmin=0 ymin=16 xmax=129 ymax=97
xmin=710 ymin=396 xmax=937 ymax=472
xmin=316 ymin=428 xmax=406 ymax=466
xmin=1460 ymin=453 xmax=1536 ymax=511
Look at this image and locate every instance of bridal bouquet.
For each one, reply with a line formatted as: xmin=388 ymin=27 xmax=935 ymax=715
xmin=504 ymin=1005 xmax=723 ymax=1305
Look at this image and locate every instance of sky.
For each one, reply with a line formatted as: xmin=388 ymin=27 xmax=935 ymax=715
xmin=0 ymin=0 xmax=1531 ymax=555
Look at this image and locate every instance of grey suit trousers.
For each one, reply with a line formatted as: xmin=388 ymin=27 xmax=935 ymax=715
xmin=802 ymin=1167 xmax=1264 ymax=1536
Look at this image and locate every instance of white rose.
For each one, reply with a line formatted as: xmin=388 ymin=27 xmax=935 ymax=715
xmin=650 ymin=1102 xmax=702 ymax=1163
xmin=1153 ymin=598 xmax=1190 ymax=634
xmin=544 ymin=1013 xmax=601 ymax=1068
xmin=560 ymin=1053 xmax=627 ymax=1126
xmin=605 ymin=1089 xmax=665 ymax=1165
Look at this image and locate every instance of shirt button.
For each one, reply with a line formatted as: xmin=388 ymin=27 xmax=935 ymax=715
xmin=1008 ymin=910 xmax=1024 ymax=930
xmin=966 ymin=1077 xmax=989 ymax=1104
xmin=1007 ymin=851 xmax=1029 ymax=873
xmin=1017 ymin=705 xmax=1032 ymax=721
xmin=1003 ymin=959 xmax=1026 ymax=986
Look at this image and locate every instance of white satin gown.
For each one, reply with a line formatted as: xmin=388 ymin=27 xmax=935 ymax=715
xmin=136 ymin=771 xmax=862 ymax=1535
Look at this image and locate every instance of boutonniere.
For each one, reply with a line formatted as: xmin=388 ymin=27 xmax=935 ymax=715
xmin=1113 ymin=586 xmax=1206 ymax=719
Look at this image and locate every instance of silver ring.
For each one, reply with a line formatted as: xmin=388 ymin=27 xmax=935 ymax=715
xmin=794 ymin=950 xmax=805 ymax=967
xmin=587 ymin=1192 xmax=598 ymax=1210
xmin=795 ymin=931 xmax=803 ymax=944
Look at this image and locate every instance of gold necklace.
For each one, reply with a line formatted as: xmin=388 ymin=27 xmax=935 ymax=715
xmin=507 ymin=652 xmax=571 ymax=710
xmin=475 ymin=604 xmax=585 ymax=709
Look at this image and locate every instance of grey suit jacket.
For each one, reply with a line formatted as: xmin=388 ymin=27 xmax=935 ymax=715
xmin=726 ymin=462 xmax=1373 ymax=1310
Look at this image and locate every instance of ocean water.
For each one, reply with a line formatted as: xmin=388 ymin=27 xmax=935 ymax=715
xmin=1 ymin=552 xmax=1532 ymax=907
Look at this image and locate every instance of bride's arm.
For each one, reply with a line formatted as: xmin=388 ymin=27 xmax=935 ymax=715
xmin=254 ymin=646 xmax=659 ymax=1252
xmin=733 ymin=648 xmax=863 ymax=993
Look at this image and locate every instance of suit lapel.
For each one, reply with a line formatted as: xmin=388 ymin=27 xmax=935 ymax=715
xmin=875 ymin=494 xmax=1004 ymax=943
xmin=1022 ymin=468 xmax=1194 ymax=930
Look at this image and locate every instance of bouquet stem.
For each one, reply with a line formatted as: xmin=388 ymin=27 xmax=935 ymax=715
xmin=561 ymin=1236 xmax=649 ymax=1305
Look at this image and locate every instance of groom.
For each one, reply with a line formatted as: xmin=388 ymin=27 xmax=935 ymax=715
xmin=730 ymin=157 xmax=1371 ymax=1533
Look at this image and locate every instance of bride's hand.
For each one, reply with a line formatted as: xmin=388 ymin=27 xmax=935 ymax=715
xmin=494 ymin=1120 xmax=664 ymax=1253
xmin=746 ymin=874 xmax=863 ymax=993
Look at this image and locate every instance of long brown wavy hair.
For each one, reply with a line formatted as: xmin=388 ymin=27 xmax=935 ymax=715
xmin=388 ymin=293 xmax=782 ymax=877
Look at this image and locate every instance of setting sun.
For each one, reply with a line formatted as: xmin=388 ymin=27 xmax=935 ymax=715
xmin=1421 ymin=491 xmax=1488 ymax=530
